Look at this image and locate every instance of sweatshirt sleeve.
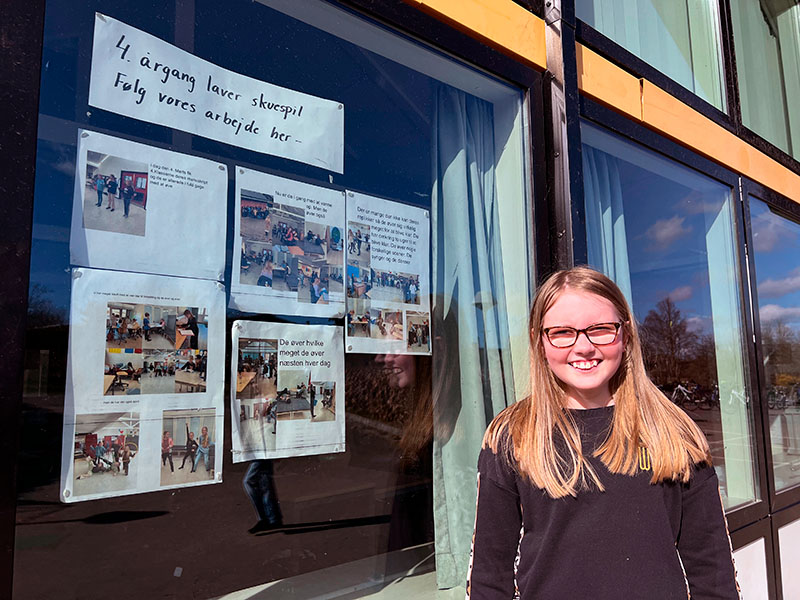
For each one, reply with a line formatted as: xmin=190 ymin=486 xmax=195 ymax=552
xmin=466 ymin=445 xmax=522 ymax=600
xmin=677 ymin=465 xmax=741 ymax=600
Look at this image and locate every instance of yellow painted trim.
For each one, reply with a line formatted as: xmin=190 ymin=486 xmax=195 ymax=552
xmin=576 ymin=43 xmax=800 ymax=205
xmin=576 ymin=44 xmax=641 ymax=121
xmin=402 ymin=0 xmax=546 ymax=70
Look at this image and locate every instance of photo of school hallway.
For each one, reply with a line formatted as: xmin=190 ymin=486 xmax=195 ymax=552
xmin=237 ymin=370 xmax=277 ymax=400
xmin=83 ymin=184 xmax=146 ymax=236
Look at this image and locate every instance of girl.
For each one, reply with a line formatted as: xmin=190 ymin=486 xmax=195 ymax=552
xmin=468 ymin=266 xmax=739 ymax=599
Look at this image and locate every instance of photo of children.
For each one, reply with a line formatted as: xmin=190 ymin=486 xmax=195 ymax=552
xmin=240 ymin=240 xmax=273 ymax=287
xmin=297 ymin=258 xmax=330 ymax=305
xmin=347 ymin=299 xmax=371 ymax=339
xmin=82 ymin=151 xmax=148 ymax=237
xmin=406 ymin=311 xmax=431 ymax=353
xmin=72 ymin=412 xmax=139 ymax=497
xmin=346 ymin=265 xmax=371 ymax=299
xmin=370 ymin=270 xmax=421 ymax=305
xmin=236 ymin=339 xmax=279 ymax=451
xmin=174 ymin=350 xmax=208 ymax=393
xmin=236 ymin=398 xmax=278 ymax=452
xmin=141 ymin=305 xmax=176 ymax=350
xmin=327 ymin=265 xmax=344 ymax=294
xmin=240 ymin=189 xmax=274 ymax=243
xmin=104 ymin=354 xmax=143 ymax=396
xmin=346 ymin=222 xmax=370 ymax=267
xmin=106 ymin=302 xmax=143 ymax=351
xmin=176 ymin=307 xmax=208 ymax=351
xmin=141 ymin=350 xmax=178 ymax=394
xmin=160 ymin=408 xmax=217 ymax=486
xmin=370 ymin=309 xmax=404 ymax=341
xmin=309 ymin=381 xmax=336 ymax=423
xmin=275 ymin=370 xmax=313 ymax=421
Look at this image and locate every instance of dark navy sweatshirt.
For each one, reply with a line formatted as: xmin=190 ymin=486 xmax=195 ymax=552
xmin=467 ymin=405 xmax=740 ymax=599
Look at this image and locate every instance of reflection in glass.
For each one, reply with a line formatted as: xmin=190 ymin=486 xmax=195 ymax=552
xmin=582 ymin=121 xmax=759 ymax=510
xmin=576 ymin=0 xmax=727 ymax=110
xmin=750 ymin=197 xmax=800 ymax=493
xmin=730 ymin=0 xmax=800 ymax=159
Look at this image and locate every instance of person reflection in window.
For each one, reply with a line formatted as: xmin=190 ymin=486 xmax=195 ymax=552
xmin=243 ymin=460 xmax=283 ymax=534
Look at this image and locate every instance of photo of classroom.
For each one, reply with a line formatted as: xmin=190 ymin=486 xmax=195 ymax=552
xmin=240 ymin=240 xmax=273 ymax=287
xmin=406 ymin=311 xmax=430 ymax=353
xmin=175 ymin=307 xmax=207 ymax=351
xmin=347 ymin=299 xmax=371 ymax=339
xmin=327 ymin=265 xmax=344 ymax=294
xmin=82 ymin=151 xmax=148 ymax=237
xmin=72 ymin=412 xmax=139 ymax=497
xmin=141 ymin=305 xmax=176 ymax=350
xmin=270 ymin=250 xmax=299 ymax=293
xmin=174 ymin=350 xmax=207 ymax=393
xmin=106 ymin=302 xmax=143 ymax=351
xmin=270 ymin=203 xmax=305 ymax=248
xmin=104 ymin=353 xmax=143 ymax=396
xmin=237 ymin=338 xmax=278 ymax=400
xmin=275 ymin=370 xmax=312 ymax=421
xmin=237 ymin=398 xmax=278 ymax=452
xmin=160 ymin=408 xmax=216 ymax=486
xmin=240 ymin=189 xmax=274 ymax=243
xmin=141 ymin=350 xmax=178 ymax=394
xmin=310 ymin=381 xmax=336 ymax=423
xmin=370 ymin=270 xmax=421 ymax=305
xmin=346 ymin=222 xmax=370 ymax=267
xmin=370 ymin=309 xmax=404 ymax=341
xmin=346 ymin=264 xmax=371 ymax=299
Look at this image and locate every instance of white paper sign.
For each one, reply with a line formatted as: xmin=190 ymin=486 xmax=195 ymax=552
xmin=230 ymin=167 xmax=346 ymax=317
xmin=89 ymin=13 xmax=344 ymax=173
xmin=345 ymin=191 xmax=431 ymax=354
xmin=70 ymin=129 xmax=228 ymax=280
xmin=231 ymin=321 xmax=345 ymax=462
xmin=60 ymin=268 xmax=226 ymax=502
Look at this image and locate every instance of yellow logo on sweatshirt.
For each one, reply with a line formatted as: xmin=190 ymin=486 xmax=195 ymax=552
xmin=638 ymin=447 xmax=652 ymax=472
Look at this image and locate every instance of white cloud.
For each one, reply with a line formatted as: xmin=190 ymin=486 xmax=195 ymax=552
xmin=758 ymin=267 xmax=800 ymax=298
xmin=759 ymin=304 xmax=800 ymax=323
xmin=644 ymin=215 xmax=692 ymax=251
xmin=668 ymin=285 xmax=693 ymax=302
xmin=751 ymin=211 xmax=797 ymax=253
xmin=685 ymin=315 xmax=710 ymax=333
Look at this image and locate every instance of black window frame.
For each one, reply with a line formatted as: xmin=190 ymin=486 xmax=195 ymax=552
xmin=0 ymin=1 xmax=548 ymax=598
xmin=576 ymin=97 xmax=771 ymax=533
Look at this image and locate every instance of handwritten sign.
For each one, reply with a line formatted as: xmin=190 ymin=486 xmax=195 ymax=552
xmin=88 ymin=13 xmax=345 ymax=173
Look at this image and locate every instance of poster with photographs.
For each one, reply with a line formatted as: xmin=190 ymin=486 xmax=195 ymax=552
xmin=230 ymin=320 xmax=344 ymax=462
xmin=70 ymin=129 xmax=228 ymax=281
xmin=344 ymin=191 xmax=431 ymax=355
xmin=229 ymin=167 xmax=346 ymax=317
xmin=60 ymin=268 xmax=225 ymax=502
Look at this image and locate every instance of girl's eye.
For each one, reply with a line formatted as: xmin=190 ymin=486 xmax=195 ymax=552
xmin=548 ymin=328 xmax=575 ymax=339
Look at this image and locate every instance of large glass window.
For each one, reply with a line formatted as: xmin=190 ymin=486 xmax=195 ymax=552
xmin=749 ymin=197 xmax=800 ymax=493
xmin=576 ymin=0 xmax=727 ymax=111
xmin=730 ymin=0 xmax=800 ymax=159
xmin=18 ymin=0 xmax=533 ymax=598
xmin=581 ymin=121 xmax=759 ymax=510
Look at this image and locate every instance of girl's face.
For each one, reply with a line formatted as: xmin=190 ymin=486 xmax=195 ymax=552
xmin=540 ymin=289 xmax=625 ymax=408
xmin=375 ymin=353 xmax=416 ymax=388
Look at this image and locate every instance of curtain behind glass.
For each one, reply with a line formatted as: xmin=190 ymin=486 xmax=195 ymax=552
xmin=431 ymin=86 xmax=515 ymax=589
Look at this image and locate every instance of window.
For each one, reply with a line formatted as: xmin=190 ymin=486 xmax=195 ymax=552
xmin=730 ymin=0 xmax=800 ymax=159
xmin=576 ymin=0 xmax=727 ymax=110
xmin=19 ymin=0 xmax=535 ymax=597
xmin=749 ymin=196 xmax=800 ymax=493
xmin=581 ymin=121 xmax=759 ymax=510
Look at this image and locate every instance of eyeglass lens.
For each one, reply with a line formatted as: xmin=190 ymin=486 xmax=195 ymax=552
xmin=546 ymin=323 xmax=619 ymax=348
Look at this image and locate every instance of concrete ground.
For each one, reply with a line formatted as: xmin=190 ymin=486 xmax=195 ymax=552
xmin=82 ymin=184 xmax=146 ymax=237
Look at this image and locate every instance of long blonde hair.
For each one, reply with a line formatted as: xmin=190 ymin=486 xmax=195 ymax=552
xmin=483 ymin=266 xmax=711 ymax=498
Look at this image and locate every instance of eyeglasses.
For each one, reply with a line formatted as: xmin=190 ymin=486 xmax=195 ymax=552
xmin=542 ymin=322 xmax=622 ymax=348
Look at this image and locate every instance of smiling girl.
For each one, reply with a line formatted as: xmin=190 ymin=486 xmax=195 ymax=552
xmin=467 ymin=266 xmax=739 ymax=599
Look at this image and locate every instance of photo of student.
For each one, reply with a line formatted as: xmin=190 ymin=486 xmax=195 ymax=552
xmin=237 ymin=339 xmax=278 ymax=400
xmin=326 ymin=265 xmax=344 ymax=295
xmin=105 ymin=302 xmax=143 ymax=351
xmin=103 ymin=354 xmax=143 ymax=396
xmin=370 ymin=270 xmax=421 ymax=305
xmin=406 ymin=311 xmax=430 ymax=353
xmin=236 ymin=398 xmax=278 ymax=453
xmin=346 ymin=299 xmax=371 ymax=339
xmin=369 ymin=309 xmax=404 ymax=341
xmin=176 ymin=307 xmax=208 ymax=351
xmin=346 ymin=265 xmax=371 ymax=299
xmin=240 ymin=240 xmax=273 ymax=287
xmin=81 ymin=150 xmax=148 ymax=237
xmin=72 ymin=412 xmax=139 ymax=498
xmin=309 ymin=381 xmax=336 ymax=423
xmin=141 ymin=350 xmax=178 ymax=394
xmin=346 ymin=221 xmax=370 ymax=267
xmin=140 ymin=305 xmax=176 ymax=350
xmin=160 ymin=408 xmax=216 ymax=486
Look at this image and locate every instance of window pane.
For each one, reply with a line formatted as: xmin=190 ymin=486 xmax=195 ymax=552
xmin=576 ymin=0 xmax=727 ymax=110
xmin=18 ymin=0 xmax=533 ymax=597
xmin=581 ymin=121 xmax=759 ymax=510
xmin=750 ymin=196 xmax=800 ymax=493
xmin=730 ymin=0 xmax=800 ymax=159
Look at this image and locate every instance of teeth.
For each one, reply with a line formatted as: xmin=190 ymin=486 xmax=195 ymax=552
xmin=571 ymin=360 xmax=598 ymax=370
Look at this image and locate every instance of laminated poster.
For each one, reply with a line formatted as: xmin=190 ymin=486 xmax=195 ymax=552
xmin=230 ymin=167 xmax=346 ymax=317
xmin=70 ymin=129 xmax=228 ymax=281
xmin=345 ymin=191 xmax=431 ymax=355
xmin=60 ymin=268 xmax=225 ymax=503
xmin=89 ymin=13 xmax=344 ymax=172
xmin=231 ymin=320 xmax=345 ymax=462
